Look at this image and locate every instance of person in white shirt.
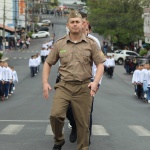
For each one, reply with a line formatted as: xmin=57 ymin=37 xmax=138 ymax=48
xmin=147 ymin=65 xmax=150 ymax=103
xmin=2 ymin=61 xmax=12 ymax=99
xmin=36 ymin=53 xmax=41 ymax=72
xmin=40 ymin=48 xmax=46 ymax=63
xmin=11 ymin=66 xmax=18 ymax=91
xmin=136 ymin=64 xmax=143 ymax=99
xmin=29 ymin=56 xmax=36 ymax=77
xmin=106 ymin=55 xmax=115 ymax=78
xmin=140 ymin=63 xmax=149 ymax=100
xmin=0 ymin=61 xmax=3 ymax=100
xmin=132 ymin=64 xmax=141 ymax=96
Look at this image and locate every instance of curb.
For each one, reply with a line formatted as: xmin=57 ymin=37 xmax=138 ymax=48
xmin=1 ymin=57 xmax=9 ymax=61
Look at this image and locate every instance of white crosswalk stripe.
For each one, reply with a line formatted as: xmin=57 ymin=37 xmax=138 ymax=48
xmin=92 ymin=125 xmax=109 ymax=136
xmin=45 ymin=125 xmax=65 ymax=135
xmin=0 ymin=124 xmax=150 ymax=136
xmin=128 ymin=125 xmax=150 ymax=136
xmin=0 ymin=124 xmax=24 ymax=135
xmin=45 ymin=125 xmax=54 ymax=135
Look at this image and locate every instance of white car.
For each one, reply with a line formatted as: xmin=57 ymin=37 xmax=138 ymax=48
xmin=31 ymin=31 xmax=50 ymax=38
xmin=107 ymin=50 xmax=139 ymax=65
xmin=37 ymin=20 xmax=51 ymax=27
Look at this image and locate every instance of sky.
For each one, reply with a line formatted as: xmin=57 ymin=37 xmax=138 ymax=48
xmin=58 ymin=0 xmax=81 ymax=4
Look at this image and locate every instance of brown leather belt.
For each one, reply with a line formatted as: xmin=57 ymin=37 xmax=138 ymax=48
xmin=61 ymin=79 xmax=90 ymax=85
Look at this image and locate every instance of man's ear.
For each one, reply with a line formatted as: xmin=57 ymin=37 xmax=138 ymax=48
xmin=66 ymin=23 xmax=69 ymax=28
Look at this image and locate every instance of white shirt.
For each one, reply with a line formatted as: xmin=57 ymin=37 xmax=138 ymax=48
xmin=88 ymin=34 xmax=101 ymax=48
xmin=147 ymin=70 xmax=150 ymax=87
xmin=40 ymin=50 xmax=45 ymax=56
xmin=140 ymin=69 xmax=148 ymax=83
xmin=0 ymin=66 xmax=3 ymax=81
xmin=29 ymin=58 xmax=35 ymax=67
xmin=3 ymin=67 xmax=12 ymax=81
xmin=87 ymin=34 xmax=102 ymax=85
xmin=132 ymin=69 xmax=139 ymax=83
xmin=12 ymin=70 xmax=18 ymax=82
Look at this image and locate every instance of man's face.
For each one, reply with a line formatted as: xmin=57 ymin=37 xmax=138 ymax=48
xmin=67 ymin=18 xmax=83 ymax=34
xmin=82 ymin=18 xmax=88 ymax=33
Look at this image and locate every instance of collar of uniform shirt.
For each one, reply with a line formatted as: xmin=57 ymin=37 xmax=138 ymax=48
xmin=66 ymin=33 xmax=88 ymax=44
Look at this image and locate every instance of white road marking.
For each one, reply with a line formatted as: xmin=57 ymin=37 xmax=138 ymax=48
xmin=128 ymin=125 xmax=150 ymax=136
xmin=45 ymin=125 xmax=54 ymax=135
xmin=0 ymin=120 xmax=68 ymax=123
xmin=45 ymin=125 xmax=64 ymax=135
xmin=92 ymin=125 xmax=109 ymax=136
xmin=0 ymin=124 xmax=24 ymax=135
xmin=13 ymin=57 xmax=17 ymax=59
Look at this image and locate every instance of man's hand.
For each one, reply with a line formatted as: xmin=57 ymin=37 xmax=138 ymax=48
xmin=43 ymin=82 xmax=52 ymax=100
xmin=88 ymin=82 xmax=99 ymax=97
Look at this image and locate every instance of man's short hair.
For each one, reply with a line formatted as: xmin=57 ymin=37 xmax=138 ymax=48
xmin=79 ymin=12 xmax=87 ymax=19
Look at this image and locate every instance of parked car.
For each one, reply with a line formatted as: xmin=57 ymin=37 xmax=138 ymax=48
xmin=107 ymin=50 xmax=139 ymax=65
xmin=37 ymin=20 xmax=51 ymax=27
xmin=31 ymin=31 xmax=50 ymax=38
xmin=38 ymin=26 xmax=49 ymax=32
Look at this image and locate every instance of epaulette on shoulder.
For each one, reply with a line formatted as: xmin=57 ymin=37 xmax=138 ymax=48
xmin=87 ymin=36 xmax=95 ymax=42
xmin=56 ymin=35 xmax=66 ymax=42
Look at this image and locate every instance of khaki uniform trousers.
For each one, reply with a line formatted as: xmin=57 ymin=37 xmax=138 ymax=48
xmin=50 ymin=80 xmax=92 ymax=150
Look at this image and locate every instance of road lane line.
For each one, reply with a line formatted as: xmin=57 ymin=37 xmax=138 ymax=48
xmin=45 ymin=125 xmax=64 ymax=135
xmin=128 ymin=125 xmax=150 ymax=136
xmin=0 ymin=124 xmax=24 ymax=135
xmin=92 ymin=125 xmax=109 ymax=136
xmin=45 ymin=125 xmax=54 ymax=135
xmin=0 ymin=120 xmax=69 ymax=123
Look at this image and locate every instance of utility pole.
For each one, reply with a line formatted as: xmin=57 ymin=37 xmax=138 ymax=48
xmin=32 ymin=0 xmax=35 ymax=33
xmin=14 ymin=0 xmax=17 ymax=50
xmin=25 ymin=0 xmax=28 ymax=41
xmin=2 ymin=0 xmax=6 ymax=58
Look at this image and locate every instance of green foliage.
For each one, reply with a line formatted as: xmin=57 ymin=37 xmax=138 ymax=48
xmin=0 ymin=53 xmax=3 ymax=60
xmin=87 ymin=0 xmax=147 ymax=45
xmin=139 ymin=48 xmax=148 ymax=56
xmin=27 ymin=32 xmax=33 ymax=38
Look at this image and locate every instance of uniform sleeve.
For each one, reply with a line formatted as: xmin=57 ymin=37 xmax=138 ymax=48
xmin=91 ymin=41 xmax=106 ymax=65
xmin=46 ymin=43 xmax=59 ymax=65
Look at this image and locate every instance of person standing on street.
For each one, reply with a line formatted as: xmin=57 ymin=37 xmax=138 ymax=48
xmin=42 ymin=10 xmax=105 ymax=150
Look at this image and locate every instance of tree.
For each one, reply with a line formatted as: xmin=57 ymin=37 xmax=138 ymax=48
xmin=87 ymin=0 xmax=148 ymax=47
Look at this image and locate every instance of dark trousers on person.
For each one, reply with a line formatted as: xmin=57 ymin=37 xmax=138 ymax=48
xmin=107 ymin=67 xmax=114 ymax=77
xmin=137 ymin=84 xmax=143 ymax=99
xmin=41 ymin=56 xmax=45 ymax=63
xmin=30 ymin=67 xmax=35 ymax=77
xmin=9 ymin=82 xmax=13 ymax=94
xmin=4 ymin=81 xmax=10 ymax=97
xmin=0 ymin=81 xmax=3 ymax=97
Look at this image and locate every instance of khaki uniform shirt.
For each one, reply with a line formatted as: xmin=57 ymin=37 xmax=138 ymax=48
xmin=46 ymin=33 xmax=105 ymax=81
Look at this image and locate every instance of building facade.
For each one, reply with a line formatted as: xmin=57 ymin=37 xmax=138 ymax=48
xmin=143 ymin=7 xmax=150 ymax=44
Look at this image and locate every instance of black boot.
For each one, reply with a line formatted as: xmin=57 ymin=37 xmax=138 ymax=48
xmin=69 ymin=127 xmax=77 ymax=143
xmin=52 ymin=140 xmax=65 ymax=150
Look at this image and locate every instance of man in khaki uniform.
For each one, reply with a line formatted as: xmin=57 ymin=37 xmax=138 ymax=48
xmin=42 ymin=10 xmax=105 ymax=150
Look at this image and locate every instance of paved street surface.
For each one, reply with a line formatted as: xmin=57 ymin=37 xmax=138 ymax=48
xmin=0 ymin=16 xmax=150 ymax=150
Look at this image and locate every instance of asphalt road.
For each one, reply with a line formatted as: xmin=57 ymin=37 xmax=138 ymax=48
xmin=0 ymin=16 xmax=150 ymax=150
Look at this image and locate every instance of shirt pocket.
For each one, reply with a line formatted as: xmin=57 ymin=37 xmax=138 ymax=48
xmin=59 ymin=51 xmax=70 ymax=65
xmin=82 ymin=50 xmax=91 ymax=64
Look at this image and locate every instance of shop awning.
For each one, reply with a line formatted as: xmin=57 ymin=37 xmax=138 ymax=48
xmin=0 ymin=24 xmax=15 ymax=33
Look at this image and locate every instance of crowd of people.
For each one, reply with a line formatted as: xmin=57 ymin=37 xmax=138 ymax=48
xmin=132 ymin=62 xmax=150 ymax=103
xmin=0 ymin=61 xmax=18 ymax=101
xmin=28 ymin=40 xmax=53 ymax=78
xmin=124 ymin=56 xmax=137 ymax=74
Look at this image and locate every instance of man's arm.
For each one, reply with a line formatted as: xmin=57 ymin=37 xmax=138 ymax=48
xmin=88 ymin=63 xmax=104 ymax=96
xmin=42 ymin=61 xmax=52 ymax=100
